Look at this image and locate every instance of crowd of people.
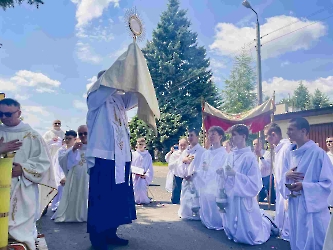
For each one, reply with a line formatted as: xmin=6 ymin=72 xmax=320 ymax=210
xmin=164 ymin=119 xmax=333 ymax=250
xmin=0 ymin=49 xmax=332 ymax=250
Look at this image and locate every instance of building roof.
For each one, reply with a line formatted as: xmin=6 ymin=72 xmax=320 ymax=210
xmin=274 ymin=106 xmax=333 ymax=121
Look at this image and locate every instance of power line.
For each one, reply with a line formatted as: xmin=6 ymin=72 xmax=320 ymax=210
xmin=262 ymin=13 xmax=333 ymax=46
xmin=261 ymin=6 xmax=333 ymax=39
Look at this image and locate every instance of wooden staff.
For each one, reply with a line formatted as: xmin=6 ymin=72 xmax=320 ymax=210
xmin=201 ymin=97 xmax=207 ymax=148
xmin=268 ymin=91 xmax=276 ymax=210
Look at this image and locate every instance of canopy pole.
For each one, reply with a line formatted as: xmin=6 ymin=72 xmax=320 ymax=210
xmin=268 ymin=91 xmax=276 ymax=210
xmin=201 ymin=97 xmax=207 ymax=148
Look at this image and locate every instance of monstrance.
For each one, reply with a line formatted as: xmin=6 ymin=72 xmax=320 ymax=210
xmin=124 ymin=7 xmax=146 ymax=43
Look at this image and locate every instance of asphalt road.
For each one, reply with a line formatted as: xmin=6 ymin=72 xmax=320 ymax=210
xmin=37 ymin=166 xmax=291 ymax=250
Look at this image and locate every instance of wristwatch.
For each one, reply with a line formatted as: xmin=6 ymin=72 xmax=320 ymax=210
xmin=259 ymin=156 xmax=264 ymax=160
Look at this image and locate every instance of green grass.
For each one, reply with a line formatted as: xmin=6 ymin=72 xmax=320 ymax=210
xmin=153 ymin=161 xmax=168 ymax=167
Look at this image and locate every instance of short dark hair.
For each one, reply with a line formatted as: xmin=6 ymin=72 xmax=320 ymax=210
xmin=137 ymin=137 xmax=146 ymax=143
xmin=265 ymin=123 xmax=282 ymax=137
xmin=65 ymin=130 xmax=77 ymax=137
xmin=229 ymin=124 xmax=249 ymax=140
xmin=289 ymin=117 xmax=310 ymax=134
xmin=208 ymin=126 xmax=225 ymax=140
xmin=0 ymin=98 xmax=21 ymax=109
xmin=188 ymin=128 xmax=200 ymax=137
xmin=97 ymin=70 xmax=106 ymax=79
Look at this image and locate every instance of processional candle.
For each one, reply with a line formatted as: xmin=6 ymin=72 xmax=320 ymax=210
xmin=0 ymin=154 xmax=15 ymax=250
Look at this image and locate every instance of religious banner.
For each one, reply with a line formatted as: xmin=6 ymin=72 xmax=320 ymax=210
xmin=203 ymin=98 xmax=274 ymax=133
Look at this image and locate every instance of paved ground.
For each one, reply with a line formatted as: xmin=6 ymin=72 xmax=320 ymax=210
xmin=38 ymin=166 xmax=291 ymax=250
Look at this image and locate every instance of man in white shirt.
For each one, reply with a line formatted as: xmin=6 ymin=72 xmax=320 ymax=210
xmin=253 ymin=139 xmax=276 ymax=204
xmin=327 ymin=136 xmax=333 ymax=163
xmin=264 ymin=122 xmax=291 ymax=241
xmin=167 ymin=138 xmax=188 ymax=203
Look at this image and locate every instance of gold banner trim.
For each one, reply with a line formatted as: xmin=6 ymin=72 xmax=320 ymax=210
xmin=0 ymin=212 xmax=9 ymax=218
xmin=0 ymin=185 xmax=11 ymax=188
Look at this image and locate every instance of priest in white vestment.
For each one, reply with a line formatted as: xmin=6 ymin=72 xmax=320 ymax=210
xmin=264 ymin=123 xmax=291 ymax=241
xmin=218 ymin=124 xmax=272 ymax=245
xmin=0 ymin=98 xmax=57 ymax=250
xmin=86 ymin=42 xmax=160 ymax=249
xmin=131 ymin=138 xmax=154 ymax=204
xmin=195 ymin=126 xmax=227 ymax=230
xmin=43 ymin=120 xmax=65 ymax=158
xmin=282 ymin=118 xmax=333 ymax=250
xmin=50 ymin=130 xmax=77 ymax=212
xmin=178 ymin=129 xmax=206 ymax=220
xmin=167 ymin=138 xmax=188 ymax=203
xmin=53 ymin=125 xmax=89 ymax=222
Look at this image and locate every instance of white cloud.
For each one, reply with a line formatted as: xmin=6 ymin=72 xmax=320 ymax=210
xmin=76 ymin=23 xmax=115 ymax=41
xmin=210 ymin=15 xmax=327 ymax=59
xmin=109 ymin=45 xmax=127 ymax=59
xmin=73 ymin=0 xmax=120 ymax=28
xmin=14 ymin=94 xmax=30 ymax=100
xmin=83 ymin=75 xmax=97 ymax=98
xmin=263 ymin=76 xmax=333 ymax=102
xmin=76 ymin=42 xmax=102 ymax=64
xmin=73 ymin=100 xmax=87 ymax=110
xmin=281 ymin=61 xmax=290 ymax=67
xmin=20 ymin=106 xmax=51 ymax=134
xmin=0 ymin=78 xmax=17 ymax=91
xmin=211 ymin=76 xmax=222 ymax=82
xmin=210 ymin=58 xmax=226 ymax=69
xmin=0 ymin=70 xmax=60 ymax=94
xmin=22 ymin=106 xmax=50 ymax=116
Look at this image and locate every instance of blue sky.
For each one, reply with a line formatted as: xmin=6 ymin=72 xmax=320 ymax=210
xmin=0 ymin=0 xmax=332 ymax=134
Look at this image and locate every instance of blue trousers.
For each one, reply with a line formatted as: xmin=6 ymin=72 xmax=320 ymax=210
xmin=87 ymin=158 xmax=136 ymax=236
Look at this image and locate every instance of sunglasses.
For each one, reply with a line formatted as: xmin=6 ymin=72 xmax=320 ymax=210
xmin=79 ymin=132 xmax=88 ymax=136
xmin=0 ymin=110 xmax=19 ymax=118
xmin=54 ymin=123 xmax=61 ymax=125
xmin=326 ymin=141 xmax=333 ymax=143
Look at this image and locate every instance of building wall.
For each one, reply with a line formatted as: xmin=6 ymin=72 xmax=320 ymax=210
xmin=275 ymin=113 xmax=333 ymax=150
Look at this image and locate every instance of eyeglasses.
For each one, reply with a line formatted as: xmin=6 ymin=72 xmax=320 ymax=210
xmin=78 ymin=132 xmax=88 ymax=136
xmin=65 ymin=137 xmax=75 ymax=140
xmin=54 ymin=123 xmax=61 ymax=125
xmin=326 ymin=141 xmax=333 ymax=143
xmin=0 ymin=110 xmax=20 ymax=118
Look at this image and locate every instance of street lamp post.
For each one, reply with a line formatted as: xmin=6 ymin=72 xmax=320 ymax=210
xmin=243 ymin=1 xmax=272 ymax=208
xmin=242 ymin=0 xmax=263 ymax=107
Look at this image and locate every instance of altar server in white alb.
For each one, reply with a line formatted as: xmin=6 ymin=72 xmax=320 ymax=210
xmin=0 ymin=98 xmax=57 ymax=250
xmin=264 ymin=123 xmax=291 ymax=241
xmin=282 ymin=117 xmax=333 ymax=250
xmin=218 ymin=124 xmax=272 ymax=245
xmin=53 ymin=125 xmax=89 ymax=222
xmin=195 ymin=126 xmax=228 ymax=230
xmin=131 ymin=137 xmax=154 ymax=204
xmin=167 ymin=138 xmax=188 ymax=204
xmin=178 ymin=129 xmax=205 ymax=220
xmin=50 ymin=129 xmax=77 ymax=212
xmin=86 ymin=41 xmax=160 ymax=249
xmin=165 ymin=144 xmax=178 ymax=193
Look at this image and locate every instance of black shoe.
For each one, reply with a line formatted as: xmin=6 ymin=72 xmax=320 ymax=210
xmin=106 ymin=235 xmax=129 ymax=246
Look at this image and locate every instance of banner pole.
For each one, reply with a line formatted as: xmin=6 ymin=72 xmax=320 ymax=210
xmin=268 ymin=91 xmax=276 ymax=210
